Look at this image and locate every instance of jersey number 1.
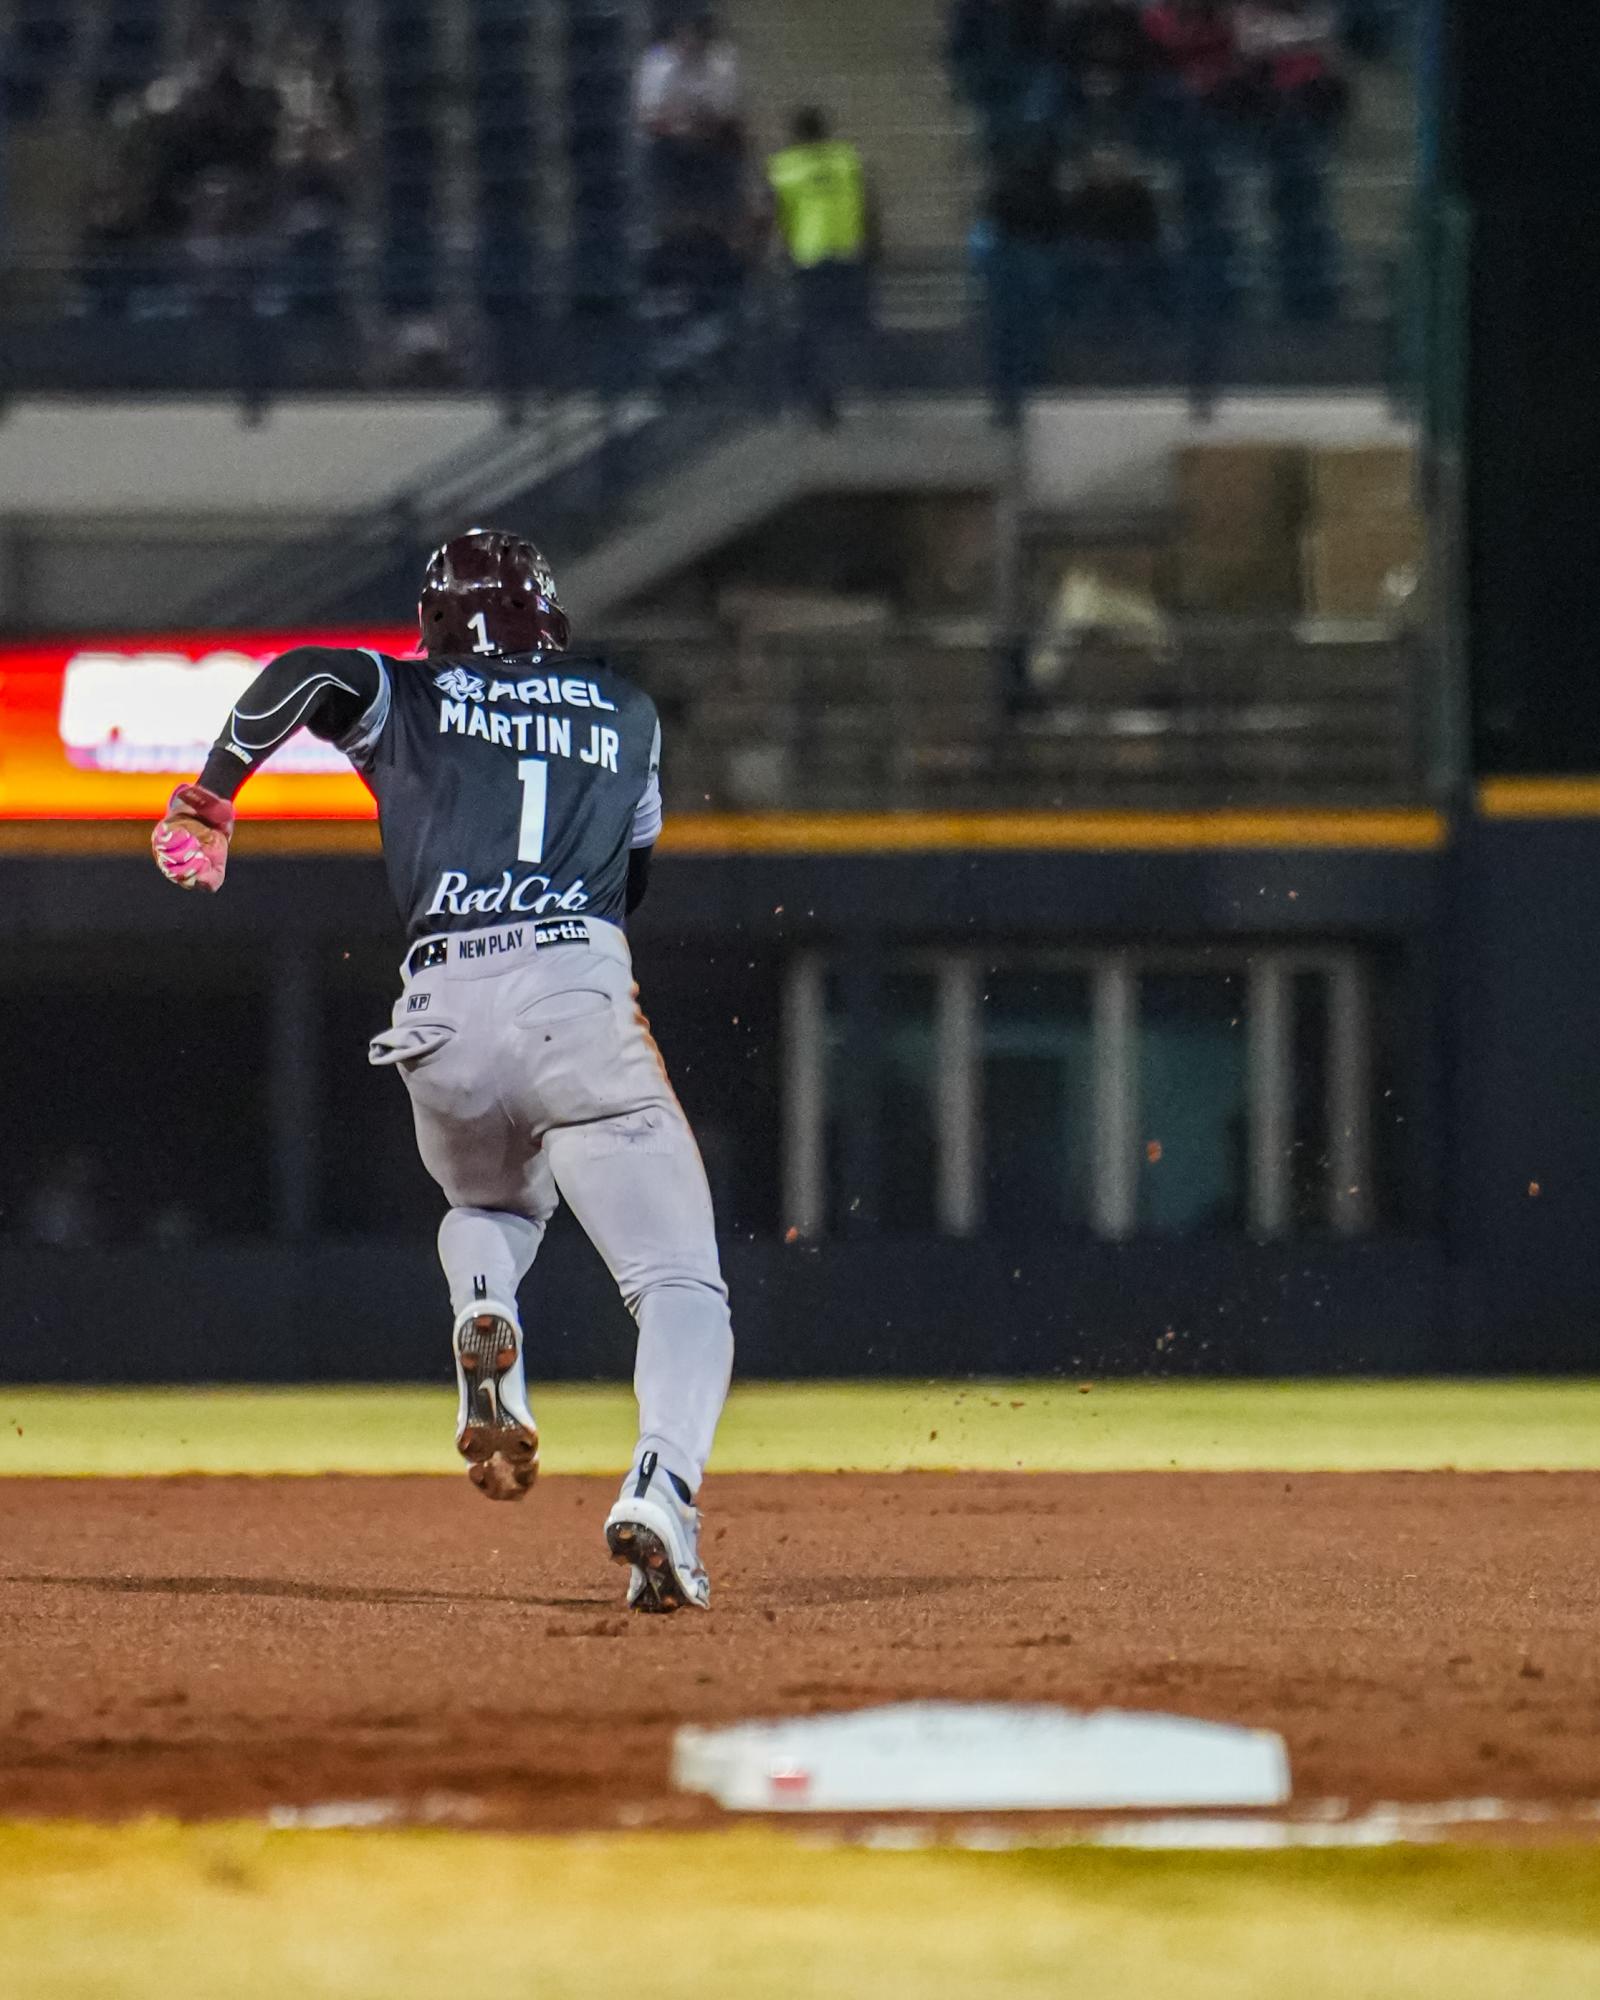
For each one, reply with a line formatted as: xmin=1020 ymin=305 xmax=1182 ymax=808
xmin=516 ymin=759 xmax=548 ymax=863
xmin=468 ymin=612 xmax=496 ymax=655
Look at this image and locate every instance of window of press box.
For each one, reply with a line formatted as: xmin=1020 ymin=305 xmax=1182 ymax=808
xmin=819 ymin=967 xmax=940 ymax=1234
xmin=638 ymin=942 xmax=784 ymax=1237
xmin=789 ymin=948 xmax=1389 ymax=1243
xmin=1136 ymin=970 xmax=1249 ymax=1234
xmin=980 ymin=967 xmax=1096 ymax=1235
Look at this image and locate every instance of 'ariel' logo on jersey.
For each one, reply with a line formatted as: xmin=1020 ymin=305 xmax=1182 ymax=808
xmin=434 ymin=667 xmax=486 ymax=701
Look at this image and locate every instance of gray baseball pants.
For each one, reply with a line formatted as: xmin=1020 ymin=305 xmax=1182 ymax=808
xmin=369 ymin=917 xmax=732 ymax=1494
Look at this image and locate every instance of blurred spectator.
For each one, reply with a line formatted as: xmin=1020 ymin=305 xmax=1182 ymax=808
xmin=766 ymin=108 xmax=877 ymax=427
xmin=1140 ymin=0 xmax=1239 ymax=111
xmin=642 ymin=218 xmax=750 ymax=387
xmin=637 ymin=12 xmax=755 ymax=386
xmin=636 ymin=8 xmax=743 ymax=138
xmin=76 ymin=19 xmax=283 ymax=317
xmin=161 ymin=20 xmax=280 ymax=201
xmin=1057 ymin=1 xmax=1154 ymax=130
xmin=636 ymin=9 xmax=746 ymax=227
xmin=273 ymin=18 xmax=356 ymax=159
xmin=971 ymin=137 xmax=1068 ymax=424
xmin=1341 ymin=0 xmax=1400 ymax=62
xmin=269 ymin=18 xmax=358 ymax=316
xmin=1059 ymin=143 xmax=1167 ymax=319
xmin=72 ymin=14 xmax=364 ymax=336
xmin=1233 ymin=1 xmax=1350 ymax=131
xmin=1140 ymin=0 xmax=1241 ymax=331
xmin=947 ymin=0 xmax=1063 ymax=152
xmin=76 ymin=108 xmax=189 ymax=314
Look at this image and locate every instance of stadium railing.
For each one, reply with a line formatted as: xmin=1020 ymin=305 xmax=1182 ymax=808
xmin=622 ymin=621 xmax=1430 ymax=813
xmin=0 ymin=223 xmax=1405 ymax=407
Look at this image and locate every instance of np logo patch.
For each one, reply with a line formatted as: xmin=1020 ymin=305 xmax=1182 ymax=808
xmin=406 ymin=991 xmax=432 ymax=1013
xmin=534 ymin=918 xmax=590 ymax=949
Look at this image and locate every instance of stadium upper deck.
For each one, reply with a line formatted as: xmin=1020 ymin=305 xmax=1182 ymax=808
xmin=0 ymin=0 xmax=1416 ymax=397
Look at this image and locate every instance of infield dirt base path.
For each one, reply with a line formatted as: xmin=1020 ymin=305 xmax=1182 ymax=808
xmin=3 ymin=1472 xmax=1598 ymax=1827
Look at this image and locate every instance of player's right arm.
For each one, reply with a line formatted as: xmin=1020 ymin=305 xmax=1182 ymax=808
xmin=151 ymin=645 xmax=387 ymax=892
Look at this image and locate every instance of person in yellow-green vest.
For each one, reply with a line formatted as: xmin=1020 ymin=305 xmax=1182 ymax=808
xmin=765 ymin=108 xmax=878 ymax=426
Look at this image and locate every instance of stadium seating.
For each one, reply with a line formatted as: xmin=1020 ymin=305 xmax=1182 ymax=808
xmin=470 ymin=0 xmax=541 ymax=323
xmin=945 ymin=4 xmax=1414 ymax=333
xmin=0 ymin=0 xmax=1416 ymax=392
xmin=0 ymin=1 xmax=77 ymax=121
xmin=92 ymin=0 xmax=166 ymax=114
xmin=375 ymin=0 xmax=443 ymax=314
xmin=563 ymin=0 xmax=633 ymax=314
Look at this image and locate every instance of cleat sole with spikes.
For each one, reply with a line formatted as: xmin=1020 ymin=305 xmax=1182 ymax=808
xmin=454 ymin=1313 xmax=539 ymax=1501
xmin=606 ymin=1520 xmax=689 ymax=1613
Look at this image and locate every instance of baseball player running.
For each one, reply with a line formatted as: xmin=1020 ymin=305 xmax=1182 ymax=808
xmin=150 ymin=530 xmax=733 ymax=1612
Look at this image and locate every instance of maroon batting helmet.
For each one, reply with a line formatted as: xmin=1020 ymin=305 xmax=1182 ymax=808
xmin=418 ymin=529 xmax=571 ymax=658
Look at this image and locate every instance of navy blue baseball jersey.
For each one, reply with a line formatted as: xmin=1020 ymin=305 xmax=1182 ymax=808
xmin=198 ymin=645 xmax=662 ymax=941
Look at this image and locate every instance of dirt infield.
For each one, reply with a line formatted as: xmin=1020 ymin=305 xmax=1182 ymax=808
xmin=3 ymin=1471 xmax=1598 ymax=1829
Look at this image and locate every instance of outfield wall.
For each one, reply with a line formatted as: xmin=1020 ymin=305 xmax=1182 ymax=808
xmin=0 ymin=1234 xmax=1444 ymax=1382
xmin=4 ymin=803 xmax=1597 ymax=1379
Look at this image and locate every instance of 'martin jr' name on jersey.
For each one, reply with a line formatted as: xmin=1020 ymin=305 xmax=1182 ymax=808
xmin=434 ymin=667 xmax=621 ymax=771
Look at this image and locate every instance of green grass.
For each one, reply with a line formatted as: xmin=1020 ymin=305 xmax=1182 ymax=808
xmin=4 ymin=1823 xmax=1600 ymax=2000
xmin=8 ymin=1391 xmax=1600 ymax=1994
xmin=3 ymin=1379 xmax=1600 ymax=1478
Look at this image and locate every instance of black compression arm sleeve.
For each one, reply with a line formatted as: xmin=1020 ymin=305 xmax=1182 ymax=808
xmin=626 ymin=845 xmax=654 ymax=914
xmin=197 ymin=646 xmax=383 ymax=800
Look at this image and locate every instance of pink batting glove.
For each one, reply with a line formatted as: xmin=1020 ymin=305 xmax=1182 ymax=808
xmin=151 ymin=783 xmax=236 ymax=893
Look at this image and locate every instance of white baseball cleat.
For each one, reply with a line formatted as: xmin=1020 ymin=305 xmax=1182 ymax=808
xmin=452 ymin=1301 xmax=539 ymax=1501
xmin=605 ymin=1451 xmax=711 ymax=1613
